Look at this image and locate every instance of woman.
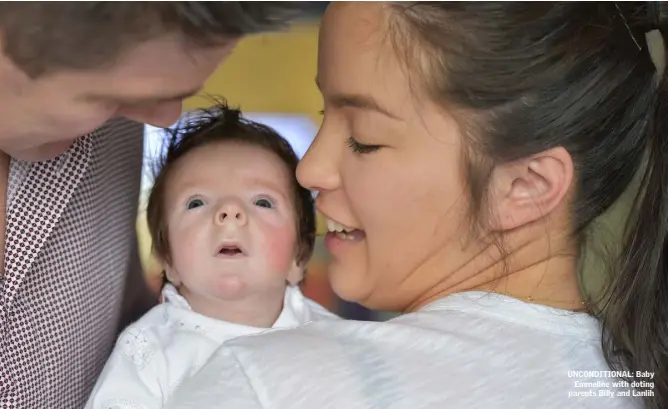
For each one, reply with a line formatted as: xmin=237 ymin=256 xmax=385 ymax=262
xmin=164 ymin=3 xmax=665 ymax=409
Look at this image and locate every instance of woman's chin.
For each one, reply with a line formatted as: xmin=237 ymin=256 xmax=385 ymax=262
xmin=327 ymin=263 xmax=370 ymax=305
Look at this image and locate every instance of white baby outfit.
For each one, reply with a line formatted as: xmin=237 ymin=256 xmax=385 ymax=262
xmin=85 ymin=283 xmax=338 ymax=409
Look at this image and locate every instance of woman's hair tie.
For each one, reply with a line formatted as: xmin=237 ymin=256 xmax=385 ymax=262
xmin=645 ymin=2 xmax=665 ymax=77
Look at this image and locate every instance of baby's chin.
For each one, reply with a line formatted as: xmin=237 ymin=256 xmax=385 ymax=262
xmin=211 ymin=274 xmax=246 ymax=297
xmin=192 ymin=274 xmax=282 ymax=302
xmin=180 ymin=276 xmax=288 ymax=327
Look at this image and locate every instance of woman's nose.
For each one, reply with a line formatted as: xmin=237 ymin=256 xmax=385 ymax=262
xmin=297 ymin=128 xmax=341 ymax=193
xmin=215 ymin=201 xmax=247 ymax=226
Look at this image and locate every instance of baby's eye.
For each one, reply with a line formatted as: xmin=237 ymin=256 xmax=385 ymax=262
xmin=254 ymin=197 xmax=274 ymax=209
xmin=186 ymin=198 xmax=205 ymax=210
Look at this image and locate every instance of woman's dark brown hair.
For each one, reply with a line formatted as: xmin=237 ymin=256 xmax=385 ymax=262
xmin=387 ymin=2 xmax=667 ymax=408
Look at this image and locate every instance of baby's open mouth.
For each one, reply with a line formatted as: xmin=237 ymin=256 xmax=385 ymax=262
xmin=219 ymin=247 xmax=241 ymax=255
xmin=215 ymin=243 xmax=246 ymax=257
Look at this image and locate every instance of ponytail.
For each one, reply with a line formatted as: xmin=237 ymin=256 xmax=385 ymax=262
xmin=600 ymin=19 xmax=668 ymax=409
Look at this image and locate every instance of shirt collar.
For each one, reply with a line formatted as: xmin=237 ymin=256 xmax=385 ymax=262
xmin=161 ymin=283 xmax=310 ymax=329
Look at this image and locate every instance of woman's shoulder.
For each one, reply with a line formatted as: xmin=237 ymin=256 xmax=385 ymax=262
xmin=255 ymin=290 xmax=603 ymax=349
xmin=165 ymin=310 xmax=639 ymax=409
xmin=283 ymin=284 xmax=343 ymax=323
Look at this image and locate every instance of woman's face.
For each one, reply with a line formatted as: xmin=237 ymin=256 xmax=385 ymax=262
xmin=297 ymin=3 xmax=477 ymax=311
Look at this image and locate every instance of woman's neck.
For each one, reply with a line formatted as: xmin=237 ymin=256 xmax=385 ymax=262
xmin=475 ymin=257 xmax=585 ymax=310
xmin=405 ymin=224 xmax=584 ymax=312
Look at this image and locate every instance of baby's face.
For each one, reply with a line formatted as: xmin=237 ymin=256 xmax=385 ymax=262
xmin=163 ymin=142 xmax=301 ymax=305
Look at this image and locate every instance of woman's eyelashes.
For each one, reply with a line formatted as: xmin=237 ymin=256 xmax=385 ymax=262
xmin=346 ymin=136 xmax=381 ymax=154
xmin=318 ymin=109 xmax=383 ymax=155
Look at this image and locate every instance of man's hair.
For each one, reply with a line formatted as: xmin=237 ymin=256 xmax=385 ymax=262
xmin=0 ymin=2 xmax=306 ymax=78
xmin=146 ymin=101 xmax=316 ymax=280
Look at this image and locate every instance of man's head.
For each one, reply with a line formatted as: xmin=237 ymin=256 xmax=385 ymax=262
xmin=0 ymin=2 xmax=304 ymax=161
xmin=146 ymin=103 xmax=316 ymax=308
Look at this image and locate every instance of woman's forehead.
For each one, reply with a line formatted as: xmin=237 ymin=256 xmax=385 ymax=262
xmin=318 ymin=3 xmax=416 ymax=119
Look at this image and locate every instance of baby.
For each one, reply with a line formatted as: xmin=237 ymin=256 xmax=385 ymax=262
xmin=85 ymin=103 xmax=337 ymax=409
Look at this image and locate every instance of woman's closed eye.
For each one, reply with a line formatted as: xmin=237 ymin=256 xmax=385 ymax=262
xmin=317 ymin=109 xmax=383 ymax=155
xmin=347 ymin=136 xmax=381 ymax=154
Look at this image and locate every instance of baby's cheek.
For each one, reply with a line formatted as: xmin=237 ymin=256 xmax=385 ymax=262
xmin=261 ymin=225 xmax=298 ymax=272
xmin=168 ymin=225 xmax=202 ymax=277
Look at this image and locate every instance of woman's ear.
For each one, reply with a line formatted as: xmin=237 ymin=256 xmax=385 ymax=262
xmin=486 ymin=147 xmax=574 ymax=231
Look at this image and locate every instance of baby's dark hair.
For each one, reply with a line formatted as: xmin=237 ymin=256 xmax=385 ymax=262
xmin=146 ymin=101 xmax=316 ymax=284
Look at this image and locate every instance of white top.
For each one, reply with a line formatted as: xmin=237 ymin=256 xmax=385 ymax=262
xmin=85 ymin=284 xmax=338 ymax=409
xmin=163 ymin=291 xmax=644 ymax=409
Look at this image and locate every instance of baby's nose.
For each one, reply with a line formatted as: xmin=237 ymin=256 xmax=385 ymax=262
xmin=216 ymin=201 xmax=247 ymax=225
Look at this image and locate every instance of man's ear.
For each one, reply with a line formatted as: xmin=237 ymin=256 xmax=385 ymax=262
xmin=486 ymin=147 xmax=574 ymax=231
xmin=287 ymin=259 xmax=305 ymax=286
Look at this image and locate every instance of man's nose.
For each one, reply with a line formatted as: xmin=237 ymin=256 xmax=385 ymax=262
xmin=118 ymin=100 xmax=184 ymax=128
xmin=215 ymin=200 xmax=247 ymax=226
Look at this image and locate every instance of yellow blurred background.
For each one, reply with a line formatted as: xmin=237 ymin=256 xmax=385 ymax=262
xmin=183 ymin=24 xmax=323 ymax=122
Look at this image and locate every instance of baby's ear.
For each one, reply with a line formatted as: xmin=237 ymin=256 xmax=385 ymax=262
xmin=286 ymin=259 xmax=304 ymax=285
xmin=163 ymin=263 xmax=181 ymax=287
